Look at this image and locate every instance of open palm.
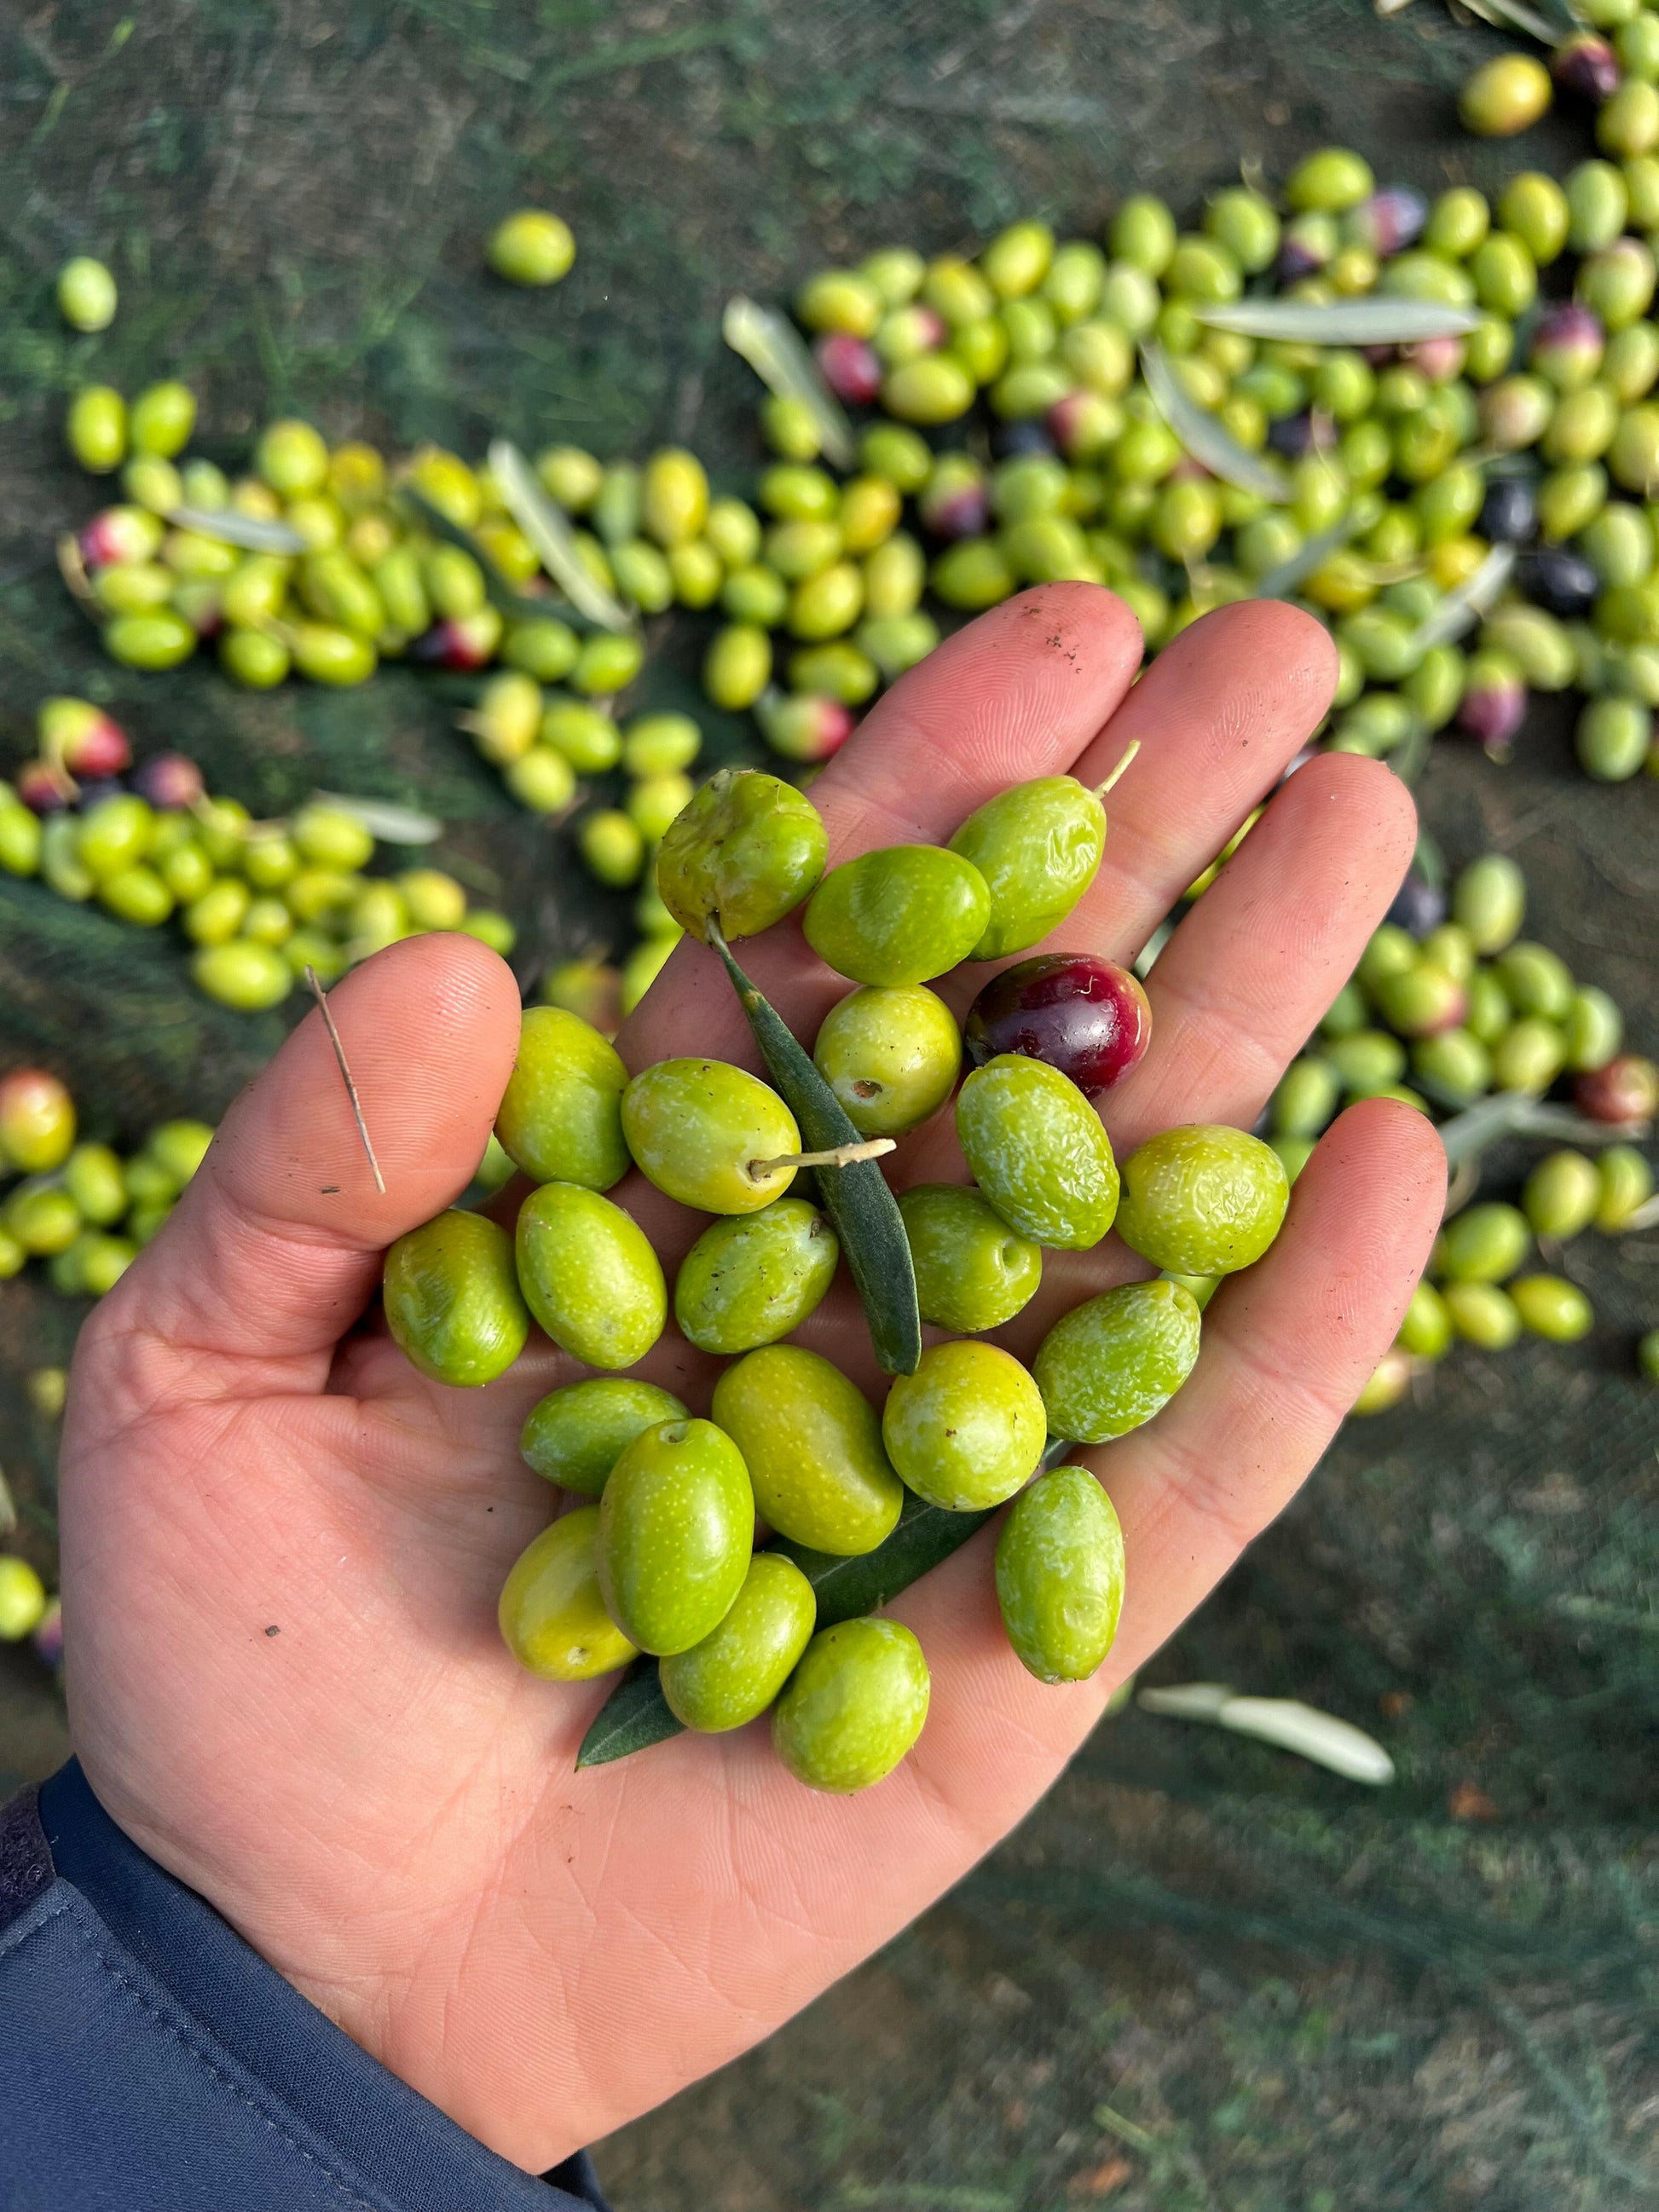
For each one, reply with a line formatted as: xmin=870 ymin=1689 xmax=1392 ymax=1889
xmin=60 ymin=585 xmax=1443 ymax=2175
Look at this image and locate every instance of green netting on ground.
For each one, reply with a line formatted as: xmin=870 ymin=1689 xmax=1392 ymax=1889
xmin=1 ymin=3 xmax=1655 ymax=2205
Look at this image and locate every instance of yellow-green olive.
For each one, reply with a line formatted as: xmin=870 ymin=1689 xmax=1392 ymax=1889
xmin=498 ymin=1506 xmax=637 ymax=1679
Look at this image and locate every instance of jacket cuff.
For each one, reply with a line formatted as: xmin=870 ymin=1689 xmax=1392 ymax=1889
xmin=2 ymin=1763 xmax=610 ymax=2211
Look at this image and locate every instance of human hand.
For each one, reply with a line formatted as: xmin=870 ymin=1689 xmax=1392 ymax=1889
xmin=60 ymin=586 xmax=1443 ymax=2173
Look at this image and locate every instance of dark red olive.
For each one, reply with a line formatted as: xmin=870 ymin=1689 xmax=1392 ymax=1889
xmin=1575 ymin=1054 xmax=1658 ymax=1124
xmin=964 ymin=953 xmax=1152 ymax=1098
xmin=1551 ymin=32 xmax=1620 ymax=104
xmin=815 ymin=333 xmax=882 ymax=407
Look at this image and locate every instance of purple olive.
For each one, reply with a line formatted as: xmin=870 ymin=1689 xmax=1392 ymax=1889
xmin=964 ymin=953 xmax=1152 ymax=1099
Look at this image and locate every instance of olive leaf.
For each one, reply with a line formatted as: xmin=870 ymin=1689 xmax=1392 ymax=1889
xmin=488 ymin=437 xmax=638 ymax=633
xmin=708 ymin=925 xmax=922 ymax=1378
xmin=1436 ymin=1090 xmax=1651 ymax=1166
xmin=723 ymin=296 xmax=858 ymax=471
xmin=1140 ymin=343 xmax=1289 ymax=503
xmin=575 ymin=1493 xmax=998 ymax=1770
xmin=311 ymin=791 xmax=442 ymax=845
xmin=1195 ymin=298 xmax=1482 ymax=344
xmin=168 ymin=505 xmax=309 ymax=555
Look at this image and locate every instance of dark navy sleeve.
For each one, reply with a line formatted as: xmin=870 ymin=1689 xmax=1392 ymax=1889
xmin=1 ymin=1763 xmax=611 ymax=2212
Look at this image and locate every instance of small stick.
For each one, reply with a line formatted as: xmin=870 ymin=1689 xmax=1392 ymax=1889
xmin=304 ymin=966 xmax=386 ymax=1195
xmin=747 ymin=1137 xmax=895 ymax=1181
xmin=1093 ymin=738 xmax=1140 ymax=800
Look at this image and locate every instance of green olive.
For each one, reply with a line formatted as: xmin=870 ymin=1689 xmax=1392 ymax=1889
xmin=520 ymin=1377 xmax=688 ymax=1497
xmin=621 ymin=713 xmax=702 ymax=779
xmin=1509 ymin=1273 xmax=1593 ymax=1342
xmin=221 ymin=628 xmax=292 ymax=689
xmin=106 ymin=610 xmax=197 ymax=669
xmin=812 ymin=985 xmax=960 ymax=1138
xmin=1271 ymin=1058 xmax=1340 ymax=1141
xmin=494 ymin=1008 xmax=629 ymax=1193
xmin=130 ymin=380 xmax=197 ymax=459
xmin=1114 ymin=1124 xmax=1289 ymax=1276
xmin=1564 ymin=985 xmax=1623 ymax=1071
xmin=1523 ymin=1150 xmax=1602 ymax=1240
xmin=704 ymin=623 xmax=773 ymax=710
xmin=898 ymin=1183 xmax=1042 ymax=1333
xmin=1285 ymin=147 xmax=1375 ymax=211
xmin=945 ymin=776 xmax=1107 ymax=959
xmin=542 ymin=701 xmax=621 ymax=772
xmin=1597 ymin=1143 xmax=1654 ymax=1229
xmin=1435 ymin=1201 xmax=1531 ymax=1284
xmin=515 ymin=1181 xmax=666 ymax=1370
xmin=656 ymin=767 xmax=828 ymax=944
xmin=0 ymin=1557 xmax=49 ymax=1643
xmin=622 ymin=1059 xmax=801 ymax=1216
xmin=185 ymin=880 xmax=251 ymax=946
xmin=882 ymin=1339 xmax=1045 ymax=1511
xmin=1034 ymin=1278 xmax=1203 ymax=1443
xmin=486 ymin=208 xmax=575 ymax=286
xmin=253 ymin=419 xmax=329 ymax=498
xmin=712 ymin=1345 xmax=904 ymax=1554
xmin=5 ymin=1181 xmax=83 ymax=1256
xmin=382 ymin=1209 xmax=526 ymax=1384
xmin=772 ymin=1617 xmax=930 ymax=1793
xmin=1397 ymin=1279 xmax=1454 ymax=1360
xmin=191 ymin=939 xmax=293 ymax=1009
xmin=661 ymin=1552 xmax=818 ymax=1732
xmin=499 ymin=1506 xmax=637 ymax=1680
xmin=290 ymin=622 xmax=376 ymax=686
xmin=995 ymin=1464 xmax=1126 ymax=1684
xmin=595 ymin=1418 xmax=754 ymax=1655
xmin=57 ymin=255 xmax=118 ymax=332
xmin=956 ymin=1054 xmax=1119 ymax=1250
xmin=674 ymin=1200 xmax=840 ymax=1356
xmin=100 ymin=863 xmax=173 ymax=927
xmin=803 ymin=845 xmax=991 ymax=989
xmin=63 ymin=1143 xmax=126 ymax=1227
xmin=1442 ymin=1280 xmax=1523 ymax=1349
xmin=66 ymin=386 xmax=127 ymax=474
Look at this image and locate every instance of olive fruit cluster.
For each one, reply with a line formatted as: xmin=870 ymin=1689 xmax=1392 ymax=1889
xmin=0 ymin=702 xmax=512 ymax=1013
xmin=0 ymin=1065 xmax=213 ymax=1296
xmin=382 ymin=768 xmax=1294 ymax=1794
xmin=1258 ymin=847 xmax=1656 ymax=1408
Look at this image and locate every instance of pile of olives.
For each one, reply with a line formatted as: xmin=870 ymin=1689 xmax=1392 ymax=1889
xmin=381 ymin=764 xmax=1294 ymax=1794
xmin=0 ymin=702 xmax=514 ymax=1013
xmin=1255 ymin=846 xmax=1656 ymax=1406
xmin=0 ymin=1064 xmax=214 ymax=1297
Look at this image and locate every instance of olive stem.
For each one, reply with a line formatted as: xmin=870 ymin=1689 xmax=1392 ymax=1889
xmin=1092 ymin=739 xmax=1140 ymax=800
xmin=55 ymin=534 xmax=104 ymax=627
xmin=746 ymin=1137 xmax=896 ymax=1180
xmin=303 ymin=966 xmax=387 ymax=1195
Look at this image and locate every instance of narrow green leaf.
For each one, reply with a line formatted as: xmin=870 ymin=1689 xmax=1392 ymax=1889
xmin=311 ymin=791 xmax=442 ymax=845
xmin=774 ymin=1489 xmax=997 ymax=1627
xmin=1195 ymin=298 xmax=1482 ymax=344
xmin=574 ymin=1658 xmax=679 ymax=1768
xmin=1141 ymin=344 xmax=1288 ymax=502
xmin=1405 ymin=543 xmax=1515 ymax=653
xmin=723 ymin=296 xmax=858 ymax=471
xmin=709 ymin=927 xmax=922 ymax=1377
xmin=170 ymin=504 xmax=309 ymax=555
xmin=488 ymin=437 xmax=637 ymax=632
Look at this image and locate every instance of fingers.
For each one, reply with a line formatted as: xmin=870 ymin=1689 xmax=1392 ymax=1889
xmin=85 ymin=935 xmax=522 ymax=1389
xmin=622 ymin=584 xmax=1144 ymax=1071
xmin=1067 ymin=598 xmax=1338 ymax=962
xmin=1102 ymin=751 xmax=1417 ymax=1151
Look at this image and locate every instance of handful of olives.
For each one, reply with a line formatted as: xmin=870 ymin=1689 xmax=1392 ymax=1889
xmin=384 ymin=767 xmax=1292 ymax=1793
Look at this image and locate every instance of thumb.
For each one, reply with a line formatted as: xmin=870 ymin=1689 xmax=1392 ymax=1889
xmin=90 ymin=933 xmax=521 ymax=1386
